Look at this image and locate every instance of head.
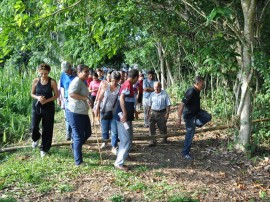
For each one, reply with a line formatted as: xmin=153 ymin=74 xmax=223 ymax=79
xmin=106 ymin=72 xmax=112 ymax=82
xmin=92 ymin=72 xmax=99 ymax=80
xmin=194 ymin=76 xmax=204 ymax=91
xmin=61 ymin=61 xmax=72 ymax=75
xmin=127 ymin=69 xmax=139 ymax=84
xmin=139 ymin=73 xmax=144 ymax=81
xmin=77 ymin=64 xmax=89 ymax=81
xmin=96 ymin=68 xmax=103 ymax=78
xmin=154 ymin=81 xmax=162 ymax=93
xmin=38 ymin=63 xmax=51 ymax=79
xmin=147 ymin=70 xmax=155 ymax=80
xmin=110 ymin=71 xmax=121 ymax=86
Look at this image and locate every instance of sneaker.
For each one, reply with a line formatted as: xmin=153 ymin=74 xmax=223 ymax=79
xmin=40 ymin=151 xmax=47 ymax=158
xmin=148 ymin=140 xmax=156 ymax=147
xmin=32 ymin=140 xmax=39 ymax=149
xmin=161 ymin=137 xmax=168 ymax=143
xmin=75 ymin=162 xmax=86 ymax=167
xmin=183 ymin=154 xmax=193 ymax=161
xmin=144 ymin=124 xmax=149 ymax=128
xmin=100 ymin=142 xmax=106 ymax=149
xmin=111 ymin=147 xmax=118 ymax=155
xmin=114 ymin=165 xmax=129 ymax=172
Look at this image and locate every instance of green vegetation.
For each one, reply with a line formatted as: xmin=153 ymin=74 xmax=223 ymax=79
xmin=0 ymin=147 xmax=198 ymax=201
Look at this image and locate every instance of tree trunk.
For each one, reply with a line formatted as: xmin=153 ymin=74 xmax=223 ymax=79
xmin=156 ymin=42 xmax=166 ymax=89
xmin=165 ymin=59 xmax=174 ymax=87
xmin=235 ymin=0 xmax=256 ymax=151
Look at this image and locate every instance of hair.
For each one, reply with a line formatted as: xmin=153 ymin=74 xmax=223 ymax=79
xmin=38 ymin=63 xmax=51 ymax=72
xmin=154 ymin=81 xmax=161 ymax=87
xmin=128 ymin=69 xmax=139 ymax=79
xmin=92 ymin=72 xmax=98 ymax=77
xmin=148 ymin=70 xmax=155 ymax=75
xmin=77 ymin=64 xmax=88 ymax=73
xmin=61 ymin=61 xmax=71 ymax=72
xmin=194 ymin=76 xmax=204 ymax=84
xmin=96 ymin=68 xmax=103 ymax=72
xmin=111 ymin=71 xmax=121 ymax=81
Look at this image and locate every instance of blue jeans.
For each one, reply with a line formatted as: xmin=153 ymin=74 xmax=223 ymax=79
xmin=114 ymin=121 xmax=133 ymax=167
xmin=182 ymin=110 xmax=211 ymax=156
xmin=66 ymin=109 xmax=91 ymax=165
xmin=100 ymin=113 xmax=118 ymax=148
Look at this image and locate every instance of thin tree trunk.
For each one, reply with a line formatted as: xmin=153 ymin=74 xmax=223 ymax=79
xmin=235 ymin=0 xmax=256 ymax=151
xmin=156 ymin=42 xmax=166 ymax=89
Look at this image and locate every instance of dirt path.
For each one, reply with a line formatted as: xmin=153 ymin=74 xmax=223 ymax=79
xmin=29 ymin=107 xmax=269 ymax=202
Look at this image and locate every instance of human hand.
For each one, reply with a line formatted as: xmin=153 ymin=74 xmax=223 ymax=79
xmin=121 ymin=112 xmax=127 ymax=122
xmin=39 ymin=96 xmax=47 ymax=105
xmin=176 ymin=118 xmax=181 ymax=127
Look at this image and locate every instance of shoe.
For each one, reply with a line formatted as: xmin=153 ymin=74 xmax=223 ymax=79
xmin=114 ymin=165 xmax=129 ymax=171
xmin=183 ymin=154 xmax=193 ymax=160
xmin=75 ymin=162 xmax=85 ymax=167
xmin=161 ymin=138 xmax=167 ymax=143
xmin=66 ymin=137 xmax=71 ymax=141
xmin=40 ymin=151 xmax=47 ymax=158
xmin=100 ymin=142 xmax=106 ymax=149
xmin=111 ymin=147 xmax=118 ymax=155
xmin=144 ymin=125 xmax=149 ymax=128
xmin=32 ymin=140 xmax=39 ymax=149
xmin=148 ymin=140 xmax=156 ymax=147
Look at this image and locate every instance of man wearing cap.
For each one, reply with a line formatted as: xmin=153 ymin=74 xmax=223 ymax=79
xmin=59 ymin=61 xmax=75 ymax=140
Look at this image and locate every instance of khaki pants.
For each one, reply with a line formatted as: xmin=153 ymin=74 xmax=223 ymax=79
xmin=149 ymin=110 xmax=167 ymax=142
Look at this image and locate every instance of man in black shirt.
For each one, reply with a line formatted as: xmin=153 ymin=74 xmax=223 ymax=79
xmin=176 ymin=76 xmax=212 ymax=160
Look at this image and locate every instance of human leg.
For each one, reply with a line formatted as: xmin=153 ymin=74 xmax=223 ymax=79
xmin=148 ymin=111 xmax=157 ymax=146
xmin=40 ymin=106 xmax=55 ymax=152
xmin=110 ymin=117 xmax=118 ymax=148
xmin=31 ymin=110 xmax=42 ymax=142
xmin=66 ymin=110 xmax=85 ymax=165
xmin=143 ymin=98 xmax=150 ymax=126
xmin=114 ymin=121 xmax=133 ymax=167
xmin=100 ymin=113 xmax=110 ymax=141
xmin=196 ymin=109 xmax=212 ymax=127
xmin=181 ymin=117 xmax=196 ymax=156
xmin=156 ymin=111 xmax=167 ymax=142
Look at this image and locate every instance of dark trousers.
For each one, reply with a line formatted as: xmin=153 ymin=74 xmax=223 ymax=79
xmin=182 ymin=109 xmax=211 ymax=156
xmin=31 ymin=104 xmax=55 ymax=152
xmin=149 ymin=110 xmax=167 ymax=142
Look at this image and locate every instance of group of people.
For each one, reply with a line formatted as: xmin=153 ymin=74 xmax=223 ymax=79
xmin=30 ymin=62 xmax=211 ymax=170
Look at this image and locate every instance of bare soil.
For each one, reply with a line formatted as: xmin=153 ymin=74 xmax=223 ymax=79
xmin=18 ymin=107 xmax=270 ymax=201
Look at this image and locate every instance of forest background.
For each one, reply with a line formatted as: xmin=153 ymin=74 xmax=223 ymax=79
xmin=1 ymin=0 xmax=270 ymax=201
xmin=0 ymin=0 xmax=270 ymax=155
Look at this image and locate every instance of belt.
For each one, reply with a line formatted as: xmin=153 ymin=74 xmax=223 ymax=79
xmin=152 ymin=108 xmax=166 ymax=113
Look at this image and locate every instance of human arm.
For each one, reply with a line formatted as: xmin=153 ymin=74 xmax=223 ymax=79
xmin=94 ymin=81 xmax=108 ymax=115
xmin=176 ymin=102 xmax=184 ymax=127
xmin=31 ymin=78 xmax=46 ymax=103
xmin=165 ymin=106 xmax=170 ymax=120
xmin=40 ymin=79 xmax=58 ymax=105
xmin=119 ymin=93 xmax=127 ymax=122
xmin=143 ymin=80 xmax=154 ymax=92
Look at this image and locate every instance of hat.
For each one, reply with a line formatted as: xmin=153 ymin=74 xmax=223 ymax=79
xmin=61 ymin=61 xmax=72 ymax=73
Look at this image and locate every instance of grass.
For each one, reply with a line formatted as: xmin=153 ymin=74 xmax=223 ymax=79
xmin=0 ymin=142 xmax=199 ymax=201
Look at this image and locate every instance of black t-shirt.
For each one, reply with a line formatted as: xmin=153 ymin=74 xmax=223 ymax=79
xmin=182 ymin=86 xmax=200 ymax=119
